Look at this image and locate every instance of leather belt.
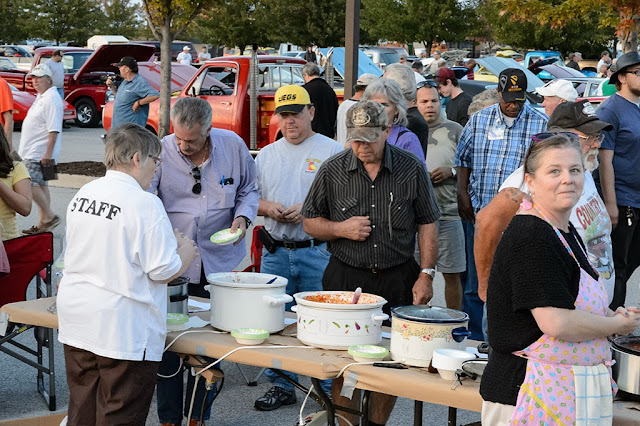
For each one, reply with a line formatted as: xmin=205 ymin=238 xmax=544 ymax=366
xmin=274 ymin=239 xmax=324 ymax=250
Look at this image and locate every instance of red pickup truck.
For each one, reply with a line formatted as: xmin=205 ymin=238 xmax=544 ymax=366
xmin=103 ymin=55 xmax=320 ymax=152
xmin=0 ymin=44 xmax=157 ymax=128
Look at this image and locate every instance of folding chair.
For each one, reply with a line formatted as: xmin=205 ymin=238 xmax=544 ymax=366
xmin=0 ymin=232 xmax=56 ymax=410
xmin=235 ymin=226 xmax=268 ymax=385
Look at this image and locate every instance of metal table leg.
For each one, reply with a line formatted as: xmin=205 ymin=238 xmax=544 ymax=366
xmin=414 ymin=400 xmax=423 ymax=426
xmin=362 ymin=390 xmax=371 ymax=426
xmin=448 ymin=406 xmax=457 ymax=426
xmin=311 ymin=378 xmax=335 ymax=426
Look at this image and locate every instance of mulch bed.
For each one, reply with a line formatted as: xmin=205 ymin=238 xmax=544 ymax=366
xmin=57 ymin=161 xmax=106 ymax=177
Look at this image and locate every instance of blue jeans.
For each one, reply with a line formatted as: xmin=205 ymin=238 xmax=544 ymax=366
xmin=156 ymin=351 xmax=218 ymax=423
xmin=460 ymin=220 xmax=485 ymax=341
xmin=261 ymin=242 xmax=332 ymax=393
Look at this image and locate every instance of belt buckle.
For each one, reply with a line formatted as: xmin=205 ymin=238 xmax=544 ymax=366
xmin=371 ymin=268 xmax=379 ymax=274
xmin=283 ymin=241 xmax=297 ymax=250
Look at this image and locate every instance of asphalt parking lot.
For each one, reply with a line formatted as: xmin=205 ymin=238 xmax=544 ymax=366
xmin=0 ymin=125 xmax=638 ymax=425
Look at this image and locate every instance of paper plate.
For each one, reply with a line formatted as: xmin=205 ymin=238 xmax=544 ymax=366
xmin=210 ymin=228 xmax=242 ymax=245
xmin=231 ymin=328 xmax=270 ymax=345
xmin=348 ymin=345 xmax=389 ymax=363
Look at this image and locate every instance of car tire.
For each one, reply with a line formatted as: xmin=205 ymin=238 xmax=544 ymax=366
xmin=74 ymin=98 xmax=100 ymax=128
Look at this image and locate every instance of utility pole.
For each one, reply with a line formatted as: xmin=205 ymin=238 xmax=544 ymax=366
xmin=344 ymin=0 xmax=360 ymax=99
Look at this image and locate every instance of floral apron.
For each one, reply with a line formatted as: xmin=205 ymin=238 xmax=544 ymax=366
xmin=509 ymin=214 xmax=614 ymax=426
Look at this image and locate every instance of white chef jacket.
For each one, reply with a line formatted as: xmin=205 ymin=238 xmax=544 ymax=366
xmin=57 ymin=171 xmax=182 ymax=361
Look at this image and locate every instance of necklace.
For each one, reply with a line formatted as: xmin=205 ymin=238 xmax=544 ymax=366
xmin=192 ymin=142 xmax=209 ymax=167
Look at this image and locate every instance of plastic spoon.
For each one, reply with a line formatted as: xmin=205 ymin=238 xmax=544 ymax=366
xmin=352 ymin=287 xmax=362 ymax=304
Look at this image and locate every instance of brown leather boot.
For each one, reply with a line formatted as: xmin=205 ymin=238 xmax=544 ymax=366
xmin=189 ymin=420 xmax=205 ymax=426
xmin=160 ymin=423 xmax=180 ymax=426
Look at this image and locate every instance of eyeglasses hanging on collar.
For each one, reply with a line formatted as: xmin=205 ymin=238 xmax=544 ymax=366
xmin=191 ymin=167 xmax=202 ymax=194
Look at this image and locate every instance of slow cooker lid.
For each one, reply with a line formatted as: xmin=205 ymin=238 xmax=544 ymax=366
xmin=391 ymin=305 xmax=469 ymax=323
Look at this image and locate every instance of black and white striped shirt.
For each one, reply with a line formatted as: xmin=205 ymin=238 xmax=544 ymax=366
xmin=302 ymin=144 xmax=441 ymax=269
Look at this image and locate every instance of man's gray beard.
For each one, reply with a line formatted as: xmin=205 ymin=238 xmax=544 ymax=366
xmin=584 ymin=149 xmax=599 ymax=172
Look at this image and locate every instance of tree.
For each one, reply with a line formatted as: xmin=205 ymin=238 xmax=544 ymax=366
xmin=25 ymin=0 xmax=103 ymax=45
xmin=361 ymin=0 xmax=473 ymax=50
xmin=0 ymin=0 xmax=29 ymax=44
xmin=188 ymin=1 xmax=273 ymax=49
xmin=141 ymin=0 xmax=212 ymax=138
xmin=486 ymin=0 xmax=633 ymax=54
xmin=99 ymin=0 xmax=143 ymax=39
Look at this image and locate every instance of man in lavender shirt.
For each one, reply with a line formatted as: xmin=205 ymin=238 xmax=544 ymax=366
xmin=150 ymin=97 xmax=258 ymax=426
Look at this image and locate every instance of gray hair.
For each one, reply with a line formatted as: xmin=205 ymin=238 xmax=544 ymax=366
xmin=362 ymin=78 xmax=408 ymax=126
xmin=524 ymin=133 xmax=583 ymax=178
xmin=171 ymin=97 xmax=212 ymax=137
xmin=104 ymin=123 xmax=161 ymax=170
xmin=303 ymin=62 xmax=320 ymax=77
xmin=384 ymin=63 xmax=417 ymax=103
xmin=468 ymin=89 xmax=500 ymax=116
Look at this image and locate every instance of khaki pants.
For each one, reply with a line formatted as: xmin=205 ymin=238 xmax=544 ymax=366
xmin=481 ymin=401 xmax=515 ymax=425
xmin=64 ymin=345 xmax=159 ymax=426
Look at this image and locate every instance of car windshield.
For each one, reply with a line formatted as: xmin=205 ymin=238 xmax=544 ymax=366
xmin=379 ymin=52 xmax=400 ymax=65
xmin=39 ymin=52 xmax=92 ymax=74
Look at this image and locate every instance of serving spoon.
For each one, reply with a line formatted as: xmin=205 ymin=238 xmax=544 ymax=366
xmin=352 ymin=287 xmax=362 ymax=304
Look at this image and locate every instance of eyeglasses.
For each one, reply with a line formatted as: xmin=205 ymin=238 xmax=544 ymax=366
xmin=625 ymin=69 xmax=640 ymax=77
xmin=531 ymin=131 xmax=579 ymax=143
xmin=191 ymin=167 xmax=201 ymax=194
xmin=148 ymin=155 xmax=162 ymax=166
xmin=578 ymin=133 xmax=605 ymax=144
xmin=417 ymin=80 xmax=439 ymax=89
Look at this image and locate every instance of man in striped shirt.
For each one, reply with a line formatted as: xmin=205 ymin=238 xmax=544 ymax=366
xmin=302 ymin=100 xmax=440 ymax=426
xmin=454 ymin=68 xmax=548 ymax=341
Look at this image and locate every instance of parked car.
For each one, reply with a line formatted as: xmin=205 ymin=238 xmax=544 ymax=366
xmin=363 ymin=47 xmax=401 ymax=70
xmin=0 ymin=44 xmax=157 ymax=127
xmin=132 ymin=40 xmax=196 ymax=63
xmin=0 ymin=45 xmax=32 ymax=58
xmin=103 ymin=55 xmax=322 ymax=152
xmin=10 ymin=84 xmax=77 ymax=126
xmin=282 ymin=51 xmax=305 ymax=59
xmin=524 ymin=51 xmax=563 ymax=80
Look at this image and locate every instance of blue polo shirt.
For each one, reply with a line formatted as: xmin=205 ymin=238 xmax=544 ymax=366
xmin=593 ymin=93 xmax=640 ymax=208
xmin=111 ymin=74 xmax=158 ymax=130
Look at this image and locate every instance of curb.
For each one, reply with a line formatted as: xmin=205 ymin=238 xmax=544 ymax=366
xmin=49 ymin=174 xmax=100 ymax=189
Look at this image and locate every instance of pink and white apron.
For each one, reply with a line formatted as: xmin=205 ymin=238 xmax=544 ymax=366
xmin=509 ymin=212 xmax=615 ymax=425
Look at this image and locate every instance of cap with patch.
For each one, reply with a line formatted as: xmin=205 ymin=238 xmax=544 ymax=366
xmin=29 ymin=64 xmax=52 ymax=78
xmin=535 ymin=79 xmax=578 ymax=102
xmin=183 ymin=46 xmax=191 ymax=51
xmin=436 ymin=67 xmax=456 ymax=84
xmin=547 ymin=100 xmax=613 ymax=134
xmin=345 ymin=100 xmax=388 ymax=144
xmin=113 ymin=56 xmax=137 ymax=68
xmin=274 ymin=85 xmax=311 ymax=114
xmin=356 ymin=73 xmax=378 ymax=87
xmin=498 ymin=68 xmax=527 ymax=102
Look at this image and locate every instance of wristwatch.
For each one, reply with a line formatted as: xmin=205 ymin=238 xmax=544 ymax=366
xmin=420 ymin=268 xmax=436 ymax=278
xmin=450 ymin=167 xmax=457 ymax=178
xmin=238 ymin=215 xmax=252 ymax=228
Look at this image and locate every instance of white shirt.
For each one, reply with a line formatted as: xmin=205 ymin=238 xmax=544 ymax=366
xmin=198 ymin=52 xmax=211 ymax=61
xmin=255 ymin=133 xmax=343 ymax=241
xmin=336 ymin=99 xmax=357 ymax=147
xmin=45 ymin=59 xmax=65 ymax=89
xmin=18 ymin=87 xmax=62 ymax=161
xmin=177 ymin=51 xmax=192 ymax=65
xmin=500 ymin=167 xmax=615 ymax=304
xmin=57 ymin=171 xmax=182 ymax=361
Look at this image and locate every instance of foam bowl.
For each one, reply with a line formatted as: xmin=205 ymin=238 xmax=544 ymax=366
xmin=431 ymin=348 xmax=475 ymax=381
xmin=348 ymin=345 xmax=389 ymax=363
xmin=231 ymin=328 xmax=270 ymax=345
xmin=210 ymin=228 xmax=243 ymax=246
xmin=166 ymin=313 xmax=189 ymax=331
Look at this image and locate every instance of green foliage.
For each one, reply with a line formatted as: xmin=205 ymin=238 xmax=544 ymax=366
xmin=25 ymin=0 xmax=104 ymax=45
xmin=0 ymin=0 xmax=29 ymax=44
xmin=361 ymin=0 xmax=473 ymax=47
xmin=99 ymin=0 xmax=143 ymax=39
xmin=477 ymin=0 xmax=616 ymax=56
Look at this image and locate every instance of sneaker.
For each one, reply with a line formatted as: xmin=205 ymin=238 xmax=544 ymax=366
xmin=254 ymin=386 xmax=297 ymax=411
